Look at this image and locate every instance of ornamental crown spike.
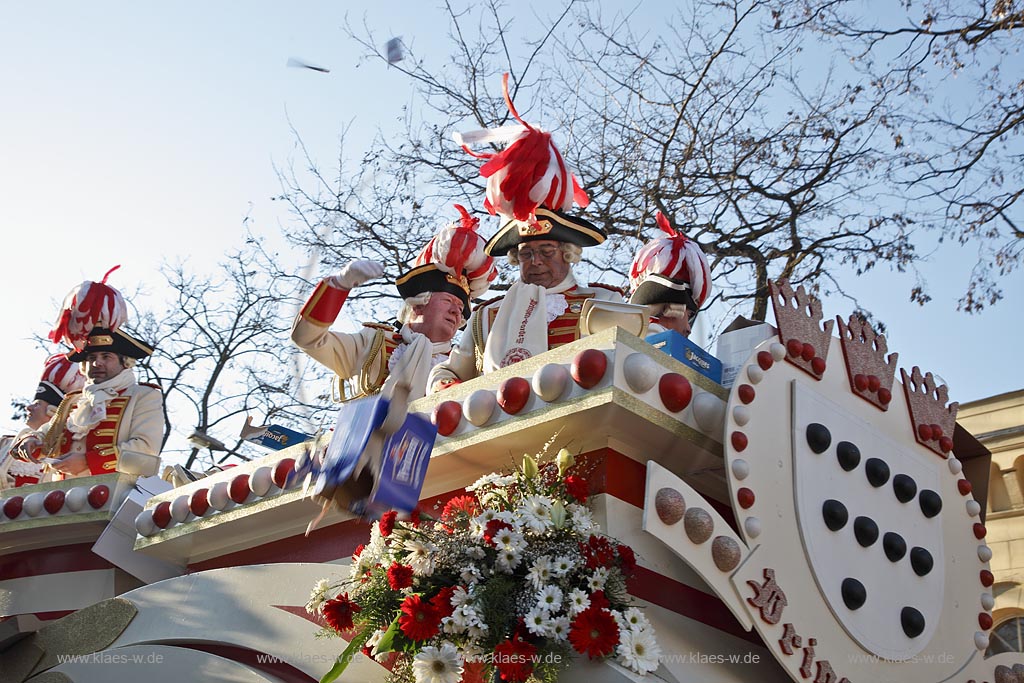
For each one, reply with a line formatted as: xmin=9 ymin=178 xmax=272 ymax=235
xmin=836 ymin=314 xmax=898 ymax=411
xmin=900 ymin=366 xmax=958 ymax=458
xmin=768 ymin=279 xmax=833 ymax=380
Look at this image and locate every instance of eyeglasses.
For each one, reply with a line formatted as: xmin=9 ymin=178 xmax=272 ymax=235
xmin=517 ymin=246 xmax=560 ymax=261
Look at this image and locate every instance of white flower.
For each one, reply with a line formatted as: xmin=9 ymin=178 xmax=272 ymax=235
xmin=616 ymin=627 xmax=661 ymax=675
xmin=465 ymin=545 xmax=486 ymax=560
xmin=548 ymin=615 xmax=571 ymax=641
xmin=588 ymin=566 xmax=609 ymax=591
xmin=494 ymin=526 xmax=525 ymax=551
xmin=518 ymin=495 xmax=553 ymax=532
xmin=451 ymin=585 xmax=472 ymax=608
xmin=495 ymin=546 xmax=523 ymax=572
xmin=366 ymin=629 xmax=387 ymax=657
xmin=467 ymin=622 xmax=490 ymax=639
xmin=525 ymin=606 xmax=549 ymax=636
xmin=567 ymin=588 xmax=591 ymax=616
xmin=528 ymin=556 xmax=553 ymax=588
xmin=466 ymin=472 xmax=500 ymax=491
xmin=551 ymin=555 xmax=573 ymax=577
xmin=404 ymin=538 xmax=437 ymax=576
xmin=460 ymin=564 xmax=483 ymax=585
xmin=305 ymin=578 xmax=331 ymax=614
xmin=412 ymin=641 xmax=464 ymax=683
xmin=568 ymin=503 xmax=597 ymax=533
xmin=536 ymin=585 xmax=563 ymax=612
xmin=618 ymin=607 xmax=651 ymax=632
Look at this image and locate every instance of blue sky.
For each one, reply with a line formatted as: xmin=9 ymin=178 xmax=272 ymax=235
xmin=0 ymin=2 xmax=1020 ymax=442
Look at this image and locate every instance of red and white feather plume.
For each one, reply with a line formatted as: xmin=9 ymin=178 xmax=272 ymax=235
xmin=629 ymin=212 xmax=712 ymax=308
xmin=454 ymin=74 xmax=589 ymax=225
xmin=414 ymin=205 xmax=498 ymax=298
xmin=40 ymin=353 xmax=85 ymax=394
xmin=49 ymin=266 xmax=128 ymax=352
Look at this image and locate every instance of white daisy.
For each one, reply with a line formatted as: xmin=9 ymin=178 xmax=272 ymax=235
xmin=619 ymin=607 xmax=651 ymax=632
xmin=412 ymin=641 xmax=464 ymax=683
xmin=528 ymin=556 xmax=553 ymax=588
xmin=616 ymin=627 xmax=661 ymax=675
xmin=525 ymin=606 xmax=549 ymax=636
xmin=465 ymin=545 xmax=486 ymax=560
xmin=403 ymin=538 xmax=437 ymax=576
xmin=495 ymin=547 xmax=523 ymax=572
xmin=548 ymin=615 xmax=571 ymax=641
xmin=536 ymin=585 xmax=563 ymax=612
xmin=588 ymin=566 xmax=609 ymax=591
xmin=567 ymin=588 xmax=591 ymax=616
xmin=551 ymin=555 xmax=573 ymax=577
xmin=460 ymin=564 xmax=483 ymax=585
xmin=305 ymin=578 xmax=331 ymax=614
xmin=567 ymin=503 xmax=597 ymax=533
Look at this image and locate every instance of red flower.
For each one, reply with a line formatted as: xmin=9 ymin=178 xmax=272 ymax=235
xmin=493 ymin=635 xmax=537 ymax=682
xmin=398 ymin=594 xmax=441 ymax=641
xmin=580 ymin=535 xmax=616 ymax=569
xmin=387 ymin=563 xmax=414 ymax=590
xmin=564 ymin=475 xmax=589 ymax=503
xmin=352 ymin=543 xmax=365 ymax=560
xmin=431 ymin=585 xmax=457 ymax=618
xmin=589 ymin=590 xmax=610 ymax=611
xmin=569 ymin=607 xmax=620 ymax=659
xmin=484 ymin=519 xmax=512 ymax=546
xmin=441 ymin=495 xmax=480 ymax=531
xmin=379 ymin=510 xmax=398 ymax=537
xmin=617 ymin=544 xmax=637 ymax=575
xmin=322 ymin=594 xmax=361 ymax=633
xmin=409 ymin=508 xmax=422 ymax=527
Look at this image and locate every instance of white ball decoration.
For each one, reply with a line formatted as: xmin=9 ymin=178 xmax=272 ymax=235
xmin=948 ymin=457 xmax=963 ymax=475
xmin=23 ymin=492 xmax=45 ymax=517
xmin=250 ymin=466 xmax=274 ymax=497
xmin=64 ymin=487 xmax=88 ymax=513
xmin=692 ymin=392 xmax=726 ymax=434
xmin=966 ymin=500 xmax=981 ymax=517
xmin=622 ymin=353 xmax=660 ymax=394
xmin=746 ymin=365 xmax=764 ymax=385
xmin=744 ymin=517 xmax=762 ymax=539
xmin=769 ymin=343 xmax=786 ymax=361
xmin=732 ymin=405 xmax=751 ymax=427
xmin=209 ymin=481 xmax=232 ymax=511
xmin=978 ymin=545 xmax=993 ymax=563
xmin=731 ymin=459 xmax=750 ymax=480
xmin=981 ymin=593 xmax=995 ymax=611
xmin=532 ymin=363 xmax=571 ymax=402
xmin=170 ymin=495 xmax=191 ymax=523
xmin=974 ymin=631 xmax=989 ymax=651
xmin=463 ymin=389 xmax=497 ymax=427
xmin=135 ymin=509 xmax=157 ymax=537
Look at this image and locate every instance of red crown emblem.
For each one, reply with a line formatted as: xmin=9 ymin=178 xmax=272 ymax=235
xmin=900 ymin=366 xmax=958 ymax=457
xmin=768 ymin=279 xmax=833 ymax=380
xmin=836 ymin=315 xmax=898 ymax=411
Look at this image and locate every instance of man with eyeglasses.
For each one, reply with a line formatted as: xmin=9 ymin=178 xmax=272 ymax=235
xmin=628 ymin=212 xmax=712 ymax=338
xmin=429 ymin=207 xmax=623 ymax=390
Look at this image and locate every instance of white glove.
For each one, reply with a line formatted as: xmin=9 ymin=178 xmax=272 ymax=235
xmin=329 ymin=259 xmax=384 ymax=290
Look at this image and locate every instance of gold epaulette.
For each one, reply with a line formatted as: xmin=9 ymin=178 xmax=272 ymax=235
xmin=362 ymin=322 xmax=396 ymax=332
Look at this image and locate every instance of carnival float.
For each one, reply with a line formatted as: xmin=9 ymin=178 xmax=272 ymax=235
xmin=2 ymin=277 xmax=1022 ymax=683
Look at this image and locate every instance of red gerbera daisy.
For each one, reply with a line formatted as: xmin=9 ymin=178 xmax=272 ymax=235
xmin=492 ymin=635 xmax=537 ymax=682
xmin=379 ymin=510 xmax=398 ymax=537
xmin=441 ymin=495 xmax=480 ymax=531
xmin=589 ymin=590 xmax=610 ymax=611
xmin=430 ymin=585 xmax=457 ymax=618
xmin=398 ymin=594 xmax=441 ymax=641
xmin=322 ymin=594 xmax=361 ymax=633
xmin=568 ymin=606 xmax=620 ymax=659
xmin=351 ymin=543 xmax=365 ymax=561
xmin=387 ymin=563 xmax=414 ymax=590
xmin=564 ymin=475 xmax=589 ymax=503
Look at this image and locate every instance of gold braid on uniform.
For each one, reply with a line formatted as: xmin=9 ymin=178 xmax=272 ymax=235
xmin=42 ymin=392 xmax=80 ymax=456
xmin=354 ymin=329 xmax=387 ymax=399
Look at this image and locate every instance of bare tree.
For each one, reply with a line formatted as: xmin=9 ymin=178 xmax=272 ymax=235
xmin=278 ymin=0 xmax=937 ymax=328
xmin=128 ymin=236 xmax=322 ymax=470
xmin=778 ymin=0 xmax=1024 ymax=311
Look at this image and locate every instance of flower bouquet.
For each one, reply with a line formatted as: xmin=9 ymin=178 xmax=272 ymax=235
xmin=308 ymin=445 xmax=661 ymax=683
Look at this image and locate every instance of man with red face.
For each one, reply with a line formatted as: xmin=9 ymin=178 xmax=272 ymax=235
xmin=292 ymin=206 xmax=496 ymax=401
xmin=428 ymin=207 xmax=624 ymax=390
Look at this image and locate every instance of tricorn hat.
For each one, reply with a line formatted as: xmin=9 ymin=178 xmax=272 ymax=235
xmin=397 ymin=205 xmax=498 ymax=317
xmin=49 ymin=266 xmax=128 ymax=353
xmin=628 ymin=212 xmax=711 ymax=316
xmin=67 ymin=327 xmax=155 ymax=362
xmin=484 ymin=207 xmax=606 ymax=257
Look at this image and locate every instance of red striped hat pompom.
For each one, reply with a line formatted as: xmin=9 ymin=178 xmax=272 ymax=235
xmin=414 ymin=205 xmax=498 ymax=298
xmin=629 ymin=212 xmax=712 ymax=310
xmin=40 ymin=354 xmax=86 ymax=394
xmin=48 ymin=266 xmax=128 ymax=352
xmin=454 ymin=74 xmax=589 ymax=227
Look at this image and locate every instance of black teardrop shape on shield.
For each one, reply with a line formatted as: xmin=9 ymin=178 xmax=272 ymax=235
xmin=883 ymin=532 xmax=907 ymax=562
xmin=893 ymin=474 xmax=918 ymax=503
xmin=841 ymin=578 xmax=866 ymax=610
xmin=919 ymin=490 xmax=942 ymax=518
xmin=836 ymin=441 xmax=860 ymax=472
xmin=901 ymin=606 xmax=926 ymax=638
xmin=822 ymin=499 xmax=849 ymax=532
xmin=806 ymin=423 xmax=832 ymax=454
xmin=854 ymin=516 xmax=879 ymax=547
xmin=865 ymin=458 xmax=890 ymax=488
xmin=910 ymin=547 xmax=933 ymax=577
